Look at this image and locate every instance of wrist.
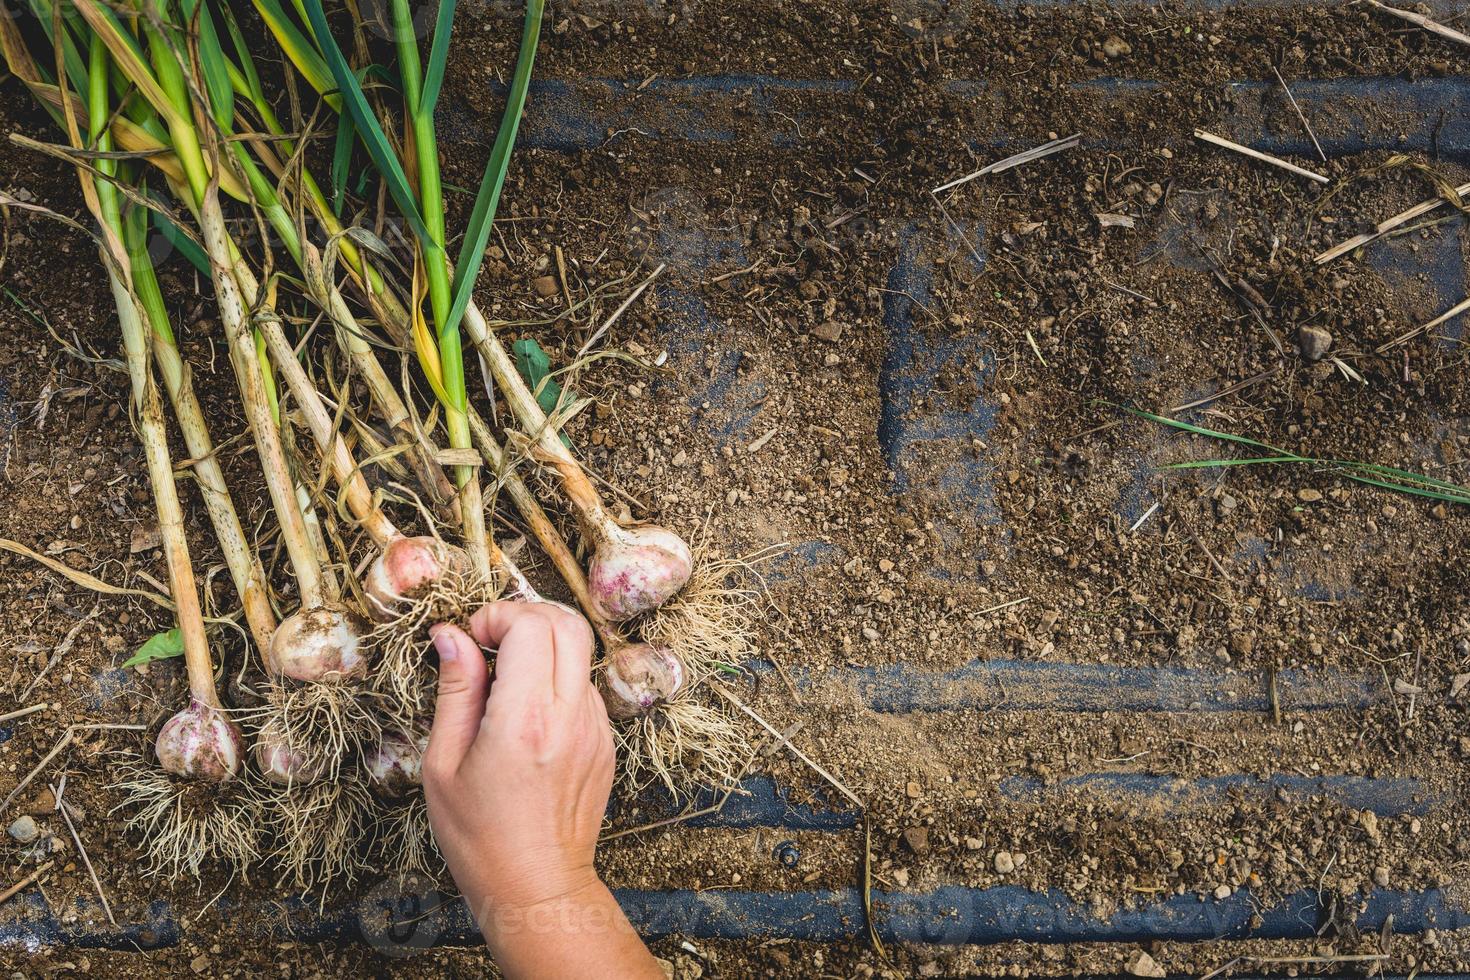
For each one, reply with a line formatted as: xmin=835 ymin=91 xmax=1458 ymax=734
xmin=465 ymin=860 xmax=603 ymax=926
xmin=472 ymin=870 xmax=622 ymax=947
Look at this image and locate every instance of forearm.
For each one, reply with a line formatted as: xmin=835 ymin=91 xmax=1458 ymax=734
xmin=471 ymin=876 xmax=663 ymax=979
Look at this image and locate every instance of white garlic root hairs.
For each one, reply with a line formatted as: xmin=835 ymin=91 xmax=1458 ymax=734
xmin=251 ymin=716 xmax=372 ymax=899
xmin=261 ymin=777 xmax=374 ymax=901
xmin=612 ymin=698 xmax=747 ymax=800
xmin=461 ymin=301 xmax=694 ymax=621
xmin=112 ymin=758 xmax=262 ymax=879
xmin=360 ymin=727 xmax=440 ymax=880
xmin=640 ymin=547 xmax=765 ymax=682
xmin=370 ymin=796 xmax=440 ymax=882
xmin=600 ymin=544 xmax=767 ymax=796
xmin=250 ymin=679 xmax=384 ymax=785
xmin=367 ymin=546 xmax=499 ymax=721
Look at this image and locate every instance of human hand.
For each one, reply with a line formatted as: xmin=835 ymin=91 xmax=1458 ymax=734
xmin=424 ymin=600 xmax=614 ymax=917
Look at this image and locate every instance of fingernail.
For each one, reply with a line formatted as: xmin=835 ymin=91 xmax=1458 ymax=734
xmin=430 ymin=625 xmax=459 ymax=664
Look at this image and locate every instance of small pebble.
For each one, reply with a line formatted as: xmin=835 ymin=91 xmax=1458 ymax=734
xmin=994 ymin=851 xmax=1015 ymax=874
xmin=810 ymin=320 xmax=844 ymax=343
xmin=1297 ymin=324 xmax=1332 ymax=361
xmin=7 ymin=816 xmax=38 ymax=844
xmin=1101 ymin=35 xmax=1133 ymax=58
xmin=905 ymin=781 xmax=922 ymax=799
xmin=531 ymin=275 xmax=558 ymax=298
xmin=1126 ymin=949 xmax=1166 ymax=978
xmin=1213 ymin=884 xmax=1233 ymax=900
xmin=1373 ymin=866 xmax=1391 ymax=888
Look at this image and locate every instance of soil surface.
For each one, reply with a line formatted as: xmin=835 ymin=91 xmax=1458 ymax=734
xmin=0 ymin=1 xmax=1468 ymax=976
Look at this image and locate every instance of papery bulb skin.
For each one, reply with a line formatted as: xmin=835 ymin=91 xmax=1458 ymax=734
xmin=597 ymin=643 xmax=685 ymax=720
xmin=363 ymin=729 xmax=428 ymax=797
xmin=365 ymin=536 xmax=469 ymax=620
xmin=266 ymin=606 xmax=368 ymax=682
xmin=588 ymin=525 xmax=693 ymax=621
xmin=155 ymin=699 xmax=243 ymax=782
xmin=252 ymin=731 xmax=324 ymax=786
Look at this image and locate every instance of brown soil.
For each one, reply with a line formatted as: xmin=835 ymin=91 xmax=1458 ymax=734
xmin=0 ymin=1 xmax=1468 ymax=976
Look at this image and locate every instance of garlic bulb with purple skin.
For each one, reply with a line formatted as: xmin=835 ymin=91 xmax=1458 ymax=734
xmin=588 ymin=525 xmax=693 ymax=622
xmin=155 ymin=699 xmax=244 ymax=782
xmin=364 ymin=535 xmax=470 ymax=621
xmin=252 ymin=730 xmax=325 ymax=786
xmin=597 ymin=642 xmax=686 ymax=720
xmin=363 ymin=729 xmax=428 ymax=797
xmin=265 ymin=606 xmax=368 ymax=683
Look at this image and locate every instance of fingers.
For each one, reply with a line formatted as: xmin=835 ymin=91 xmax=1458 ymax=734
xmin=424 ymin=623 xmax=489 ymax=777
xmin=468 ymin=600 xmax=596 ymax=702
xmin=552 ymin=615 xmax=595 ymax=702
xmin=488 ymin=614 xmax=557 ymax=701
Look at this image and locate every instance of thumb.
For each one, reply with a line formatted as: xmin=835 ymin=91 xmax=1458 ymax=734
xmin=425 ymin=623 xmax=489 ymax=775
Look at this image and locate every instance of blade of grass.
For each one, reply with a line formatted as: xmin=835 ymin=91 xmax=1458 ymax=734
xmin=1333 ymin=460 xmax=1470 ymax=494
xmin=1124 ymin=404 xmax=1470 ymax=508
xmin=443 ymin=0 xmax=543 ymax=335
xmin=1160 ymin=456 xmax=1309 ymax=469
xmin=1117 ymin=404 xmax=1286 ymax=454
xmin=1340 ymin=471 xmax=1470 ymax=505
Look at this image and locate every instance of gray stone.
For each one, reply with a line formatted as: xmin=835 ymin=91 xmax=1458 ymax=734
xmin=1297 ymin=324 xmax=1332 ymax=361
xmin=7 ymin=816 xmax=38 ymax=844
